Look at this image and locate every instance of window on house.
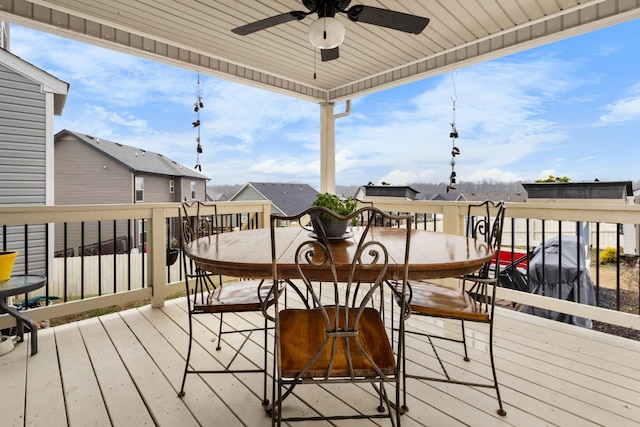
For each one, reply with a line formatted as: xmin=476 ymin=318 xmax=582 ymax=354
xmin=135 ymin=176 xmax=144 ymax=202
xmin=191 ymin=181 xmax=196 ymax=199
xmin=169 ymin=179 xmax=174 ymax=194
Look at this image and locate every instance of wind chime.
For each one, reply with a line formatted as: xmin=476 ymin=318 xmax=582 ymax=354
xmin=446 ymin=71 xmax=460 ymax=193
xmin=193 ymin=73 xmax=204 ymax=171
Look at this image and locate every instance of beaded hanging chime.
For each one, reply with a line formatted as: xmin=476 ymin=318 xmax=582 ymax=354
xmin=446 ymin=71 xmax=460 ymax=193
xmin=193 ymin=74 xmax=204 ymax=171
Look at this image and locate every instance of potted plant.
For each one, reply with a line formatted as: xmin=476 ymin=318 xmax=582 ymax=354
xmin=0 ymin=250 xmax=18 ymax=281
xmin=166 ymin=236 xmax=180 ymax=266
xmin=311 ymin=193 xmax=358 ymax=238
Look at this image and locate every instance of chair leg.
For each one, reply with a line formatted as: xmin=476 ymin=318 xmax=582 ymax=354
xmin=489 ymin=321 xmax=507 ymax=416
xmin=400 ymin=331 xmax=409 ymax=413
xmin=178 ymin=311 xmax=194 ymax=397
xmin=262 ymin=316 xmax=269 ymax=406
xmin=461 ymin=320 xmax=470 ymax=362
xmin=216 ymin=312 xmax=223 ymax=351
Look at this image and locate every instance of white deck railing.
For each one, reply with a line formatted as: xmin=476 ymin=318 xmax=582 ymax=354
xmin=1 ymin=199 xmax=639 ymax=332
xmin=0 ymin=201 xmax=271 ymax=329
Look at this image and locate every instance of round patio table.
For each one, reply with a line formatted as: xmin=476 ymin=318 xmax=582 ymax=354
xmin=0 ymin=274 xmax=46 ymax=355
xmin=184 ymin=227 xmax=494 ymax=282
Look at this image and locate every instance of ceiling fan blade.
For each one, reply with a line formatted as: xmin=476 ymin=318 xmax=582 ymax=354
xmin=347 ymin=5 xmax=429 ymax=34
xmin=321 ymin=47 xmax=339 ymax=62
xmin=232 ymin=11 xmax=306 ymax=35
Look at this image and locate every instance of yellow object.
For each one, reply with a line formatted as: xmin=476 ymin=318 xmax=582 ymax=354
xmin=0 ymin=251 xmax=18 ymax=281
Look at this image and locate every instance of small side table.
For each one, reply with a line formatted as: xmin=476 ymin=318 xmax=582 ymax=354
xmin=0 ymin=274 xmax=46 ymax=355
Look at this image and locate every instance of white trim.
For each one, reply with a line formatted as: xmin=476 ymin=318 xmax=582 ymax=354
xmin=0 ymin=47 xmax=68 ymax=113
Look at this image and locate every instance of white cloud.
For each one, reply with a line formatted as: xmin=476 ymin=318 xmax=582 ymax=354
xmin=599 ymin=83 xmax=640 ymax=124
xmin=334 ymin=56 xmax=577 ymax=184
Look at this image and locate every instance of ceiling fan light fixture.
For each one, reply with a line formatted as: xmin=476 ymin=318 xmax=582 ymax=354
xmin=309 ymin=17 xmax=345 ymax=49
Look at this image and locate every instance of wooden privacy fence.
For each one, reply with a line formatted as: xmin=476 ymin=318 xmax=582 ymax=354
xmin=42 ymin=253 xmax=183 ymax=300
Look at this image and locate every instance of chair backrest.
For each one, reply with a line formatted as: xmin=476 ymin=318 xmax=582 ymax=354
xmin=179 ymin=200 xmax=217 ymax=246
xmin=465 ymin=200 xmax=506 ymax=279
xmin=269 ymin=205 xmax=412 ymax=378
xmin=179 ymin=200 xmax=219 ymax=304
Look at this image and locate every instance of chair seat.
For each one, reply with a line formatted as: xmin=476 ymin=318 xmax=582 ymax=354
xmin=279 ymin=306 xmax=396 ymax=379
xmin=398 ymin=281 xmax=489 ymax=322
xmin=194 ymin=279 xmax=272 ymax=313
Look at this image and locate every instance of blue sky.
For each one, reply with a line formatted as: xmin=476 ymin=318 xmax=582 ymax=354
xmin=7 ymin=19 xmax=640 ymax=188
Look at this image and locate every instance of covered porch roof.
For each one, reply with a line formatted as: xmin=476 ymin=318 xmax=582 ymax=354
xmin=2 ymin=0 xmax=639 ymax=103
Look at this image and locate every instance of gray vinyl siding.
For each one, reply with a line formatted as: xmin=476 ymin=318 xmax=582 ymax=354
xmin=0 ymin=63 xmax=48 ymax=276
xmin=0 ymin=63 xmax=46 ymax=205
xmin=232 ymin=186 xmax=265 ymax=202
xmin=55 ymin=135 xmax=136 ymax=253
xmin=3 ymin=224 xmax=47 ymax=276
xmin=232 ymin=186 xmax=281 ymax=215
xmin=138 ymin=173 xmax=176 ymax=203
xmin=55 ymin=134 xmax=133 ymax=205
xmin=180 ymin=177 xmax=206 ymax=201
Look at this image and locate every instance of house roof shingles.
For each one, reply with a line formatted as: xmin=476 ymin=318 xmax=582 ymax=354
xmin=246 ymin=182 xmax=319 ymax=216
xmin=58 ymin=130 xmax=208 ymax=180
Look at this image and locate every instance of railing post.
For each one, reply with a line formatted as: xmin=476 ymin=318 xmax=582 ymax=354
xmin=442 ymin=204 xmax=464 ymax=235
xmin=149 ymin=207 xmax=166 ymax=308
xmin=259 ymin=202 xmax=270 ymax=229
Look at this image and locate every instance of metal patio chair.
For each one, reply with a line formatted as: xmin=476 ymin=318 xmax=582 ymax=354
xmin=266 ymin=206 xmax=412 ymax=426
xmin=391 ymin=200 xmax=507 ymax=416
xmin=177 ymin=200 xmax=277 ymax=406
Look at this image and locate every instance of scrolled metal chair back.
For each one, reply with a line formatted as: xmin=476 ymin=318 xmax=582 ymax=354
xmin=465 ymin=200 xmax=505 ymax=278
xmin=270 ymin=205 xmax=412 ymax=379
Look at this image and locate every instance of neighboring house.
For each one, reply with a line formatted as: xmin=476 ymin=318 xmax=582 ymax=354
xmin=54 ymin=129 xmax=209 ymax=253
xmin=415 ymin=192 xmax=460 ymax=201
xmin=230 ymin=182 xmax=319 ymax=216
xmin=354 ymin=185 xmax=420 ymax=201
xmin=207 ymin=192 xmax=228 ymax=201
xmin=457 ymin=192 xmax=526 ymax=203
xmin=0 ymin=47 xmax=69 ymax=275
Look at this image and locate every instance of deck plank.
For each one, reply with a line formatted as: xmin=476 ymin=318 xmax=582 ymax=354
xmin=99 ymin=311 xmax=200 ymax=427
xmin=78 ymin=317 xmax=155 ymax=426
xmin=0 ymin=334 xmax=28 ymax=427
xmin=55 ymin=322 xmax=112 ymax=426
xmin=134 ymin=304 xmax=249 ymax=426
xmin=25 ymin=328 xmax=67 ymax=427
xmin=1 ymin=296 xmax=640 ymax=427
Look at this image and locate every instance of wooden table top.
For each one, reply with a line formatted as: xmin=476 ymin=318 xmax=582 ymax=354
xmin=185 ymin=227 xmax=494 ymax=282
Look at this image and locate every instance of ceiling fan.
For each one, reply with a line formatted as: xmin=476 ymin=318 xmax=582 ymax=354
xmin=231 ymin=0 xmax=430 ymax=62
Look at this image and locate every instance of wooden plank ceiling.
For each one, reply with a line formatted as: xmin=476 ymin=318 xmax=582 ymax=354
xmin=0 ymin=0 xmax=639 ymax=103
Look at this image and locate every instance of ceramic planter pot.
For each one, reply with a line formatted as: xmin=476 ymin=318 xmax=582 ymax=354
xmin=0 ymin=251 xmax=18 ymax=281
xmin=314 ymin=216 xmax=349 ymax=238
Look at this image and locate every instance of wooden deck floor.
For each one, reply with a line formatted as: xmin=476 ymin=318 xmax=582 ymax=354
xmin=1 ymin=294 xmax=639 ymax=427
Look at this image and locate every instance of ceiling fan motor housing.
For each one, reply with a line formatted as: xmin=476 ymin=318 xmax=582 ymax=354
xmin=303 ymin=0 xmax=352 ymax=17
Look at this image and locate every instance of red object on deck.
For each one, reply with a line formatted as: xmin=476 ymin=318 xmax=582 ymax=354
xmin=494 ymin=250 xmax=528 ymax=270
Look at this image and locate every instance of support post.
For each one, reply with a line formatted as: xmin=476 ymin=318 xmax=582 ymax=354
xmin=320 ymin=102 xmax=336 ymax=194
xmin=149 ymin=207 xmax=166 ymax=308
